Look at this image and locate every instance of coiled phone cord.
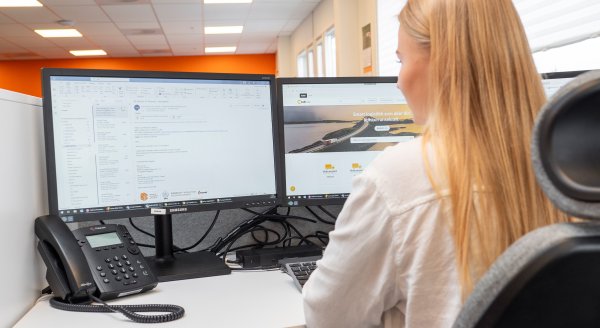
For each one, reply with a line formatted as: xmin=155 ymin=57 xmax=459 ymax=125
xmin=49 ymin=294 xmax=185 ymax=323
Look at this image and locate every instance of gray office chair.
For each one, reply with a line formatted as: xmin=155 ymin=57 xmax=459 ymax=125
xmin=452 ymin=70 xmax=600 ymax=328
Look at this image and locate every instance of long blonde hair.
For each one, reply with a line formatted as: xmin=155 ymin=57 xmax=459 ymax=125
xmin=399 ymin=0 xmax=570 ymax=298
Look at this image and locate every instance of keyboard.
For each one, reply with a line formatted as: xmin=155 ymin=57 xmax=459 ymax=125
xmin=280 ymin=255 xmax=322 ymax=291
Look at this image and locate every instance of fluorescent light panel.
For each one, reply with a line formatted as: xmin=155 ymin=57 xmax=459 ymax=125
xmin=0 ymin=0 xmax=42 ymax=7
xmin=205 ymin=26 xmax=243 ymax=34
xmin=204 ymin=0 xmax=252 ymax=3
xmin=70 ymin=50 xmax=107 ymax=56
xmin=205 ymin=46 xmax=236 ymax=53
xmin=35 ymin=29 xmax=82 ymax=38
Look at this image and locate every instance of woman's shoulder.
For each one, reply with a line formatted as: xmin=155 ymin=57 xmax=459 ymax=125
xmin=361 ymin=137 xmax=437 ymax=212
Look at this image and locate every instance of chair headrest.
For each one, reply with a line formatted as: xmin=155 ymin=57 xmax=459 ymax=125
xmin=532 ymin=70 xmax=600 ymax=219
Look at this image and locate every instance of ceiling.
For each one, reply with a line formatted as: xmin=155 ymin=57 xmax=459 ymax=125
xmin=0 ymin=0 xmax=321 ymax=60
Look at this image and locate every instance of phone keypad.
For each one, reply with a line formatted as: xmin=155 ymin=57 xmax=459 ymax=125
xmin=97 ymin=253 xmax=148 ymax=285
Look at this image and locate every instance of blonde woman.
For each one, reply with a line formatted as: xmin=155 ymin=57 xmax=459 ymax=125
xmin=302 ymin=0 xmax=569 ymax=327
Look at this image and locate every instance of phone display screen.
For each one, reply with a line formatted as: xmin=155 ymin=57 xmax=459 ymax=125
xmin=86 ymin=232 xmax=122 ymax=248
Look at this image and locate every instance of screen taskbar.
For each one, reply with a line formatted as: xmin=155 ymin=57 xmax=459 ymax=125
xmin=57 ymin=194 xmax=279 ymax=222
xmin=284 ymin=193 xmax=351 ymax=206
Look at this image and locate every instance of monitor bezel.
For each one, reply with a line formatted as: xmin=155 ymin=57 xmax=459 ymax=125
xmin=541 ymin=70 xmax=589 ymax=80
xmin=276 ymin=76 xmax=401 ymax=207
xmin=42 ymin=68 xmax=283 ymax=222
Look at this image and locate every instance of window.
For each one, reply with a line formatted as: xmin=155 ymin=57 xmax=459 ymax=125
xmin=297 ymin=50 xmax=308 ymax=77
xmin=376 ymin=0 xmax=406 ymax=76
xmin=376 ymin=0 xmax=600 ymax=75
xmin=316 ymin=42 xmax=324 ymax=77
xmin=307 ymin=49 xmax=315 ymax=77
xmin=324 ymin=27 xmax=336 ymax=77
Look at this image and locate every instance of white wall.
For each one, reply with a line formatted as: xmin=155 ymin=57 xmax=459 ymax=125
xmin=277 ymin=0 xmax=379 ymax=77
xmin=0 ymin=89 xmax=47 ymax=327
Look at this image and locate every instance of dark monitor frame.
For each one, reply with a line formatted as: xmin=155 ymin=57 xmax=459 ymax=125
xmin=42 ymin=68 xmax=282 ymax=282
xmin=42 ymin=68 xmax=283 ymax=223
xmin=276 ymin=76 xmax=402 ymax=207
xmin=541 ymin=70 xmax=589 ymax=80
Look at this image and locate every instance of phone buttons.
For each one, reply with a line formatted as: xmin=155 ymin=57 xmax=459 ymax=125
xmin=113 ymin=256 xmax=119 ymax=261
xmin=96 ymin=265 xmax=103 ymax=271
xmin=111 ymin=269 xmax=118 ymax=275
xmin=100 ymin=272 xmax=106 ymax=277
xmin=103 ymin=278 xmax=110 ymax=284
xmin=124 ymin=274 xmax=130 ymax=279
xmin=115 ymin=276 xmax=122 ymax=281
xmin=105 ymin=258 xmax=111 ymax=263
xmin=116 ymin=262 xmax=123 ymax=267
xmin=127 ymin=246 xmax=140 ymax=255
xmin=108 ymin=264 xmax=115 ymax=269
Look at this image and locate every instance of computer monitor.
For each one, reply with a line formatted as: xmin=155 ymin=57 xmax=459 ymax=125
xmin=541 ymin=70 xmax=589 ymax=98
xmin=277 ymin=77 xmax=422 ymax=207
xmin=42 ymin=68 xmax=281 ymax=281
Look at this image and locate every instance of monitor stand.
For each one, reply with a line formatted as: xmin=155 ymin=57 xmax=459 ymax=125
xmin=145 ymin=214 xmax=231 ymax=282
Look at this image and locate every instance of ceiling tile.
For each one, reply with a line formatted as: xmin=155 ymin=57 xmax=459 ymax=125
xmin=86 ymin=34 xmax=131 ymax=46
xmin=0 ymin=7 xmax=61 ymax=24
xmin=3 ymin=35 xmax=55 ymax=47
xmin=204 ymin=34 xmax=240 ymax=45
xmin=27 ymin=47 xmax=70 ymax=58
xmin=101 ymin=4 xmax=156 ymax=23
xmin=247 ymin=3 xmax=297 ymax=20
xmin=0 ymin=39 xmax=25 ymax=52
xmin=127 ymin=34 xmax=168 ymax=47
xmin=75 ymin=22 xmax=123 ymax=36
xmin=166 ymin=34 xmax=202 ymax=45
xmin=115 ymin=21 xmax=160 ymax=30
xmin=244 ymin=19 xmax=286 ymax=34
xmin=154 ymin=3 xmax=202 ymax=22
xmin=100 ymin=43 xmax=137 ymax=53
xmin=161 ymin=21 xmax=203 ymax=34
xmin=48 ymin=5 xmax=111 ymax=23
xmin=41 ymin=0 xmax=97 ymax=4
xmin=150 ymin=0 xmax=199 ymax=3
xmin=0 ymin=0 xmax=322 ymax=60
xmin=170 ymin=43 xmax=203 ymax=54
xmin=47 ymin=37 xmax=97 ymax=48
xmin=0 ymin=24 xmax=36 ymax=37
xmin=0 ymin=12 xmax=15 ymax=24
xmin=203 ymin=4 xmax=251 ymax=21
xmin=236 ymin=42 xmax=269 ymax=54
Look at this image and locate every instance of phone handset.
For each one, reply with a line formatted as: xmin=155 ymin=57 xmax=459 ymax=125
xmin=35 ymin=215 xmax=184 ymax=323
xmin=35 ymin=215 xmax=96 ymax=303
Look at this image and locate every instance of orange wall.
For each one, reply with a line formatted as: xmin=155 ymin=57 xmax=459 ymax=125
xmin=0 ymin=54 xmax=276 ymax=97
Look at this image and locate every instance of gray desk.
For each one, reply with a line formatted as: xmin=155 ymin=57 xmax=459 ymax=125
xmin=15 ymin=270 xmax=306 ymax=328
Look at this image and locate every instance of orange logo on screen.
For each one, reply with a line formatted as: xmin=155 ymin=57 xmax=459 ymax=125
xmin=140 ymin=192 xmax=149 ymax=201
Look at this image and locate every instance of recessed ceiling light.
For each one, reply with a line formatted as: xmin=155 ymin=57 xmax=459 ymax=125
xmin=204 ymin=0 xmax=252 ymax=4
xmin=70 ymin=50 xmax=107 ymax=56
xmin=0 ymin=0 xmax=42 ymax=7
xmin=205 ymin=26 xmax=243 ymax=34
xmin=35 ymin=29 xmax=82 ymax=38
xmin=205 ymin=46 xmax=236 ymax=53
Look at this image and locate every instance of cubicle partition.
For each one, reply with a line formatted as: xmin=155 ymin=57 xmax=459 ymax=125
xmin=0 ymin=89 xmax=48 ymax=327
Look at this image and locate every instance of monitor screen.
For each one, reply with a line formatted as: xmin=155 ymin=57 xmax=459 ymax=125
xmin=541 ymin=70 xmax=589 ymax=98
xmin=277 ymin=77 xmax=422 ymax=206
xmin=43 ymin=68 xmax=281 ymax=222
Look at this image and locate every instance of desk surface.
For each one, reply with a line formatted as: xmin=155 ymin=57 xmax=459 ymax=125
xmin=16 ymin=270 xmax=306 ymax=328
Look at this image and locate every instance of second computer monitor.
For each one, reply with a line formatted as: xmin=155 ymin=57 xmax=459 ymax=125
xmin=278 ymin=77 xmax=422 ymax=206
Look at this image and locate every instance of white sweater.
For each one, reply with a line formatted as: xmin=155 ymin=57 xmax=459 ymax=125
xmin=303 ymin=138 xmax=462 ymax=328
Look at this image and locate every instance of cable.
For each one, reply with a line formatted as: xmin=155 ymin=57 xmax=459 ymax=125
xmin=305 ymin=206 xmax=335 ymax=225
xmin=176 ymin=210 xmax=220 ymax=252
xmin=49 ymin=293 xmax=184 ymax=324
xmin=317 ymin=205 xmax=338 ymax=221
xmin=129 ymin=217 xmax=155 ymax=239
